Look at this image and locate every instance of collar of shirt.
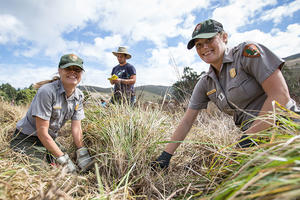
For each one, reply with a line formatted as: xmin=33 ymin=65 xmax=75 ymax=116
xmin=207 ymin=47 xmax=234 ymax=78
xmin=56 ymin=80 xmax=81 ymax=101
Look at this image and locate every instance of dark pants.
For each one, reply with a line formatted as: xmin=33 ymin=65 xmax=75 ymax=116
xmin=10 ymin=129 xmax=55 ymax=163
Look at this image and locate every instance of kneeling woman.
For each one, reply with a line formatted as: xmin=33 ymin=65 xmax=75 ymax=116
xmin=10 ymin=54 xmax=93 ymax=173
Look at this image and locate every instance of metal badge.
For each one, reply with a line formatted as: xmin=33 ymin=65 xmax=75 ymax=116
xmin=218 ymin=92 xmax=225 ymax=101
xmin=230 ymin=68 xmax=236 ymax=78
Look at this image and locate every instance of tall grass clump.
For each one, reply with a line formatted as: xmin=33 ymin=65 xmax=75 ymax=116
xmin=199 ymin=107 xmax=300 ymax=200
xmin=1 ymin=97 xmax=299 ymax=199
xmin=81 ymin=101 xmax=175 ymax=198
xmin=78 ymin=99 xmax=244 ymax=199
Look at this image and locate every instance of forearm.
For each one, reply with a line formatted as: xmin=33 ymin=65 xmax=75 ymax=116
xmin=165 ymin=109 xmax=199 ymax=154
xmin=247 ymin=69 xmax=291 ymax=134
xmin=246 ymin=95 xmax=290 ymax=134
xmin=120 ymin=78 xmax=135 ymax=85
xmin=37 ymin=127 xmax=64 ymax=157
xmin=71 ymin=121 xmax=84 ymax=148
xmin=165 ymin=124 xmax=191 ymax=155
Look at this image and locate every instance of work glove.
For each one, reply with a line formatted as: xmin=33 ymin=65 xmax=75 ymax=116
xmin=76 ymin=147 xmax=94 ymax=172
xmin=151 ymin=151 xmax=173 ymax=170
xmin=56 ymin=153 xmax=77 ymax=173
xmin=285 ymin=99 xmax=300 ymax=122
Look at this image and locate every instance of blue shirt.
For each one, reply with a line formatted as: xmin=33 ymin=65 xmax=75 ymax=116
xmin=111 ymin=63 xmax=136 ymax=95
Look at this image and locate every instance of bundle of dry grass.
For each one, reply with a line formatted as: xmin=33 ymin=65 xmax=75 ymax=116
xmin=1 ymin=98 xmax=299 ymax=199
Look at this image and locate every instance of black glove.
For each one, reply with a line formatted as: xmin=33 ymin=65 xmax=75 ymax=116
xmin=151 ymin=151 xmax=173 ymax=170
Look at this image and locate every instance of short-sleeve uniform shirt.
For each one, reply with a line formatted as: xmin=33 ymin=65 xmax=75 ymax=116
xmin=111 ymin=63 xmax=136 ymax=95
xmin=188 ymin=41 xmax=284 ymax=128
xmin=16 ymin=80 xmax=85 ymax=138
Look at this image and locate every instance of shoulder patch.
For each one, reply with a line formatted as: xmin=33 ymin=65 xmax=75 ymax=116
xmin=243 ymin=44 xmax=260 ymax=57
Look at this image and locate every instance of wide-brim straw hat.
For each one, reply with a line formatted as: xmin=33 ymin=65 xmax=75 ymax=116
xmin=112 ymin=46 xmax=131 ymax=59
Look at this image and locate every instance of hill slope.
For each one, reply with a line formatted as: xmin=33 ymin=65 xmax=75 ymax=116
xmin=78 ymin=85 xmax=172 ymax=102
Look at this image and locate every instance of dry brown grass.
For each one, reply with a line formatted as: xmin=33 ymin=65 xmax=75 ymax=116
xmin=1 ymin=98 xmax=299 ymax=199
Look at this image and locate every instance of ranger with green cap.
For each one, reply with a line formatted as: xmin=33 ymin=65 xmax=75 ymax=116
xmin=10 ymin=53 xmax=94 ymax=173
xmin=152 ymin=19 xmax=299 ymax=170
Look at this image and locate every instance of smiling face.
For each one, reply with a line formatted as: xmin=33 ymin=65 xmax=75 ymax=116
xmin=59 ymin=65 xmax=83 ymax=87
xmin=194 ymin=32 xmax=228 ymax=70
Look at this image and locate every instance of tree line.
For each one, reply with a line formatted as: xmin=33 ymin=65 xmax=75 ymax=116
xmin=0 ymin=83 xmax=36 ymax=105
xmin=0 ymin=67 xmax=202 ymax=105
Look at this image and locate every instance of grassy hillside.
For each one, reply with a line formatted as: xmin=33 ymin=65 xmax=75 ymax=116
xmin=282 ymin=54 xmax=300 ymax=102
xmin=79 ymin=85 xmax=172 ymax=102
xmin=283 ymin=53 xmax=300 ymax=61
xmin=1 ymin=98 xmax=300 ymax=199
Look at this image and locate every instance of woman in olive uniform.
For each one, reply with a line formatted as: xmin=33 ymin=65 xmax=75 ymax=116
xmin=10 ymin=54 xmax=93 ymax=173
xmin=153 ymin=19 xmax=299 ymax=169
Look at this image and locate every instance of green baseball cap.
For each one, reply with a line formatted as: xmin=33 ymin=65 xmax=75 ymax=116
xmin=58 ymin=54 xmax=84 ymax=71
xmin=187 ymin=19 xmax=224 ymax=50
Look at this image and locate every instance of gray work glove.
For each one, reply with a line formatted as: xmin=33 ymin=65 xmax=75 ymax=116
xmin=151 ymin=151 xmax=173 ymax=170
xmin=76 ymin=147 xmax=94 ymax=172
xmin=56 ymin=153 xmax=77 ymax=173
xmin=286 ymin=99 xmax=300 ymax=122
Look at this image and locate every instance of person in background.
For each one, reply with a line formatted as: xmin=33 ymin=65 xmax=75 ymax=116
xmin=10 ymin=54 xmax=93 ymax=173
xmin=152 ymin=19 xmax=300 ymax=169
xmin=110 ymin=46 xmax=136 ymax=106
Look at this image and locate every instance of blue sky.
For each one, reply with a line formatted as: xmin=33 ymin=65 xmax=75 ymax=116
xmin=0 ymin=0 xmax=300 ymax=89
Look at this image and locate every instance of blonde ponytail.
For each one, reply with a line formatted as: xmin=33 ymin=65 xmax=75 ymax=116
xmin=33 ymin=76 xmax=60 ymax=89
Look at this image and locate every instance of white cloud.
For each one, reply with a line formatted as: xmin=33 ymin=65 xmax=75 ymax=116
xmin=228 ymin=23 xmax=300 ymax=58
xmin=212 ymin=0 xmax=277 ymax=34
xmin=136 ymin=42 xmax=208 ymax=86
xmin=81 ymin=67 xmax=112 ymax=88
xmin=0 ymin=0 xmax=211 ymax=57
xmin=0 ymin=64 xmax=57 ymax=89
xmin=0 ymin=0 xmax=102 ymax=57
xmin=0 ymin=0 xmax=300 ymax=89
xmin=97 ymin=0 xmax=210 ymax=47
xmin=261 ymin=0 xmax=300 ymax=24
xmin=0 ymin=14 xmax=25 ymax=44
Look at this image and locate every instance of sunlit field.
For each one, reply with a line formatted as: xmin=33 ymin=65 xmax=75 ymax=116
xmin=0 ymin=97 xmax=299 ymax=200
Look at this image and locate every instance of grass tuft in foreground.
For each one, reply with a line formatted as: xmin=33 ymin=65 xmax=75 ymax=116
xmin=0 ymin=99 xmax=299 ymax=199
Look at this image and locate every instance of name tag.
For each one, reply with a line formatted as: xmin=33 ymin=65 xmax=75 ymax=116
xmin=53 ymin=105 xmax=62 ymax=109
xmin=206 ymin=89 xmax=216 ymax=96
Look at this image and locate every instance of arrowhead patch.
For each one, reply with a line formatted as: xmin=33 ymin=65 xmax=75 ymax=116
xmin=243 ymin=44 xmax=261 ymax=58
